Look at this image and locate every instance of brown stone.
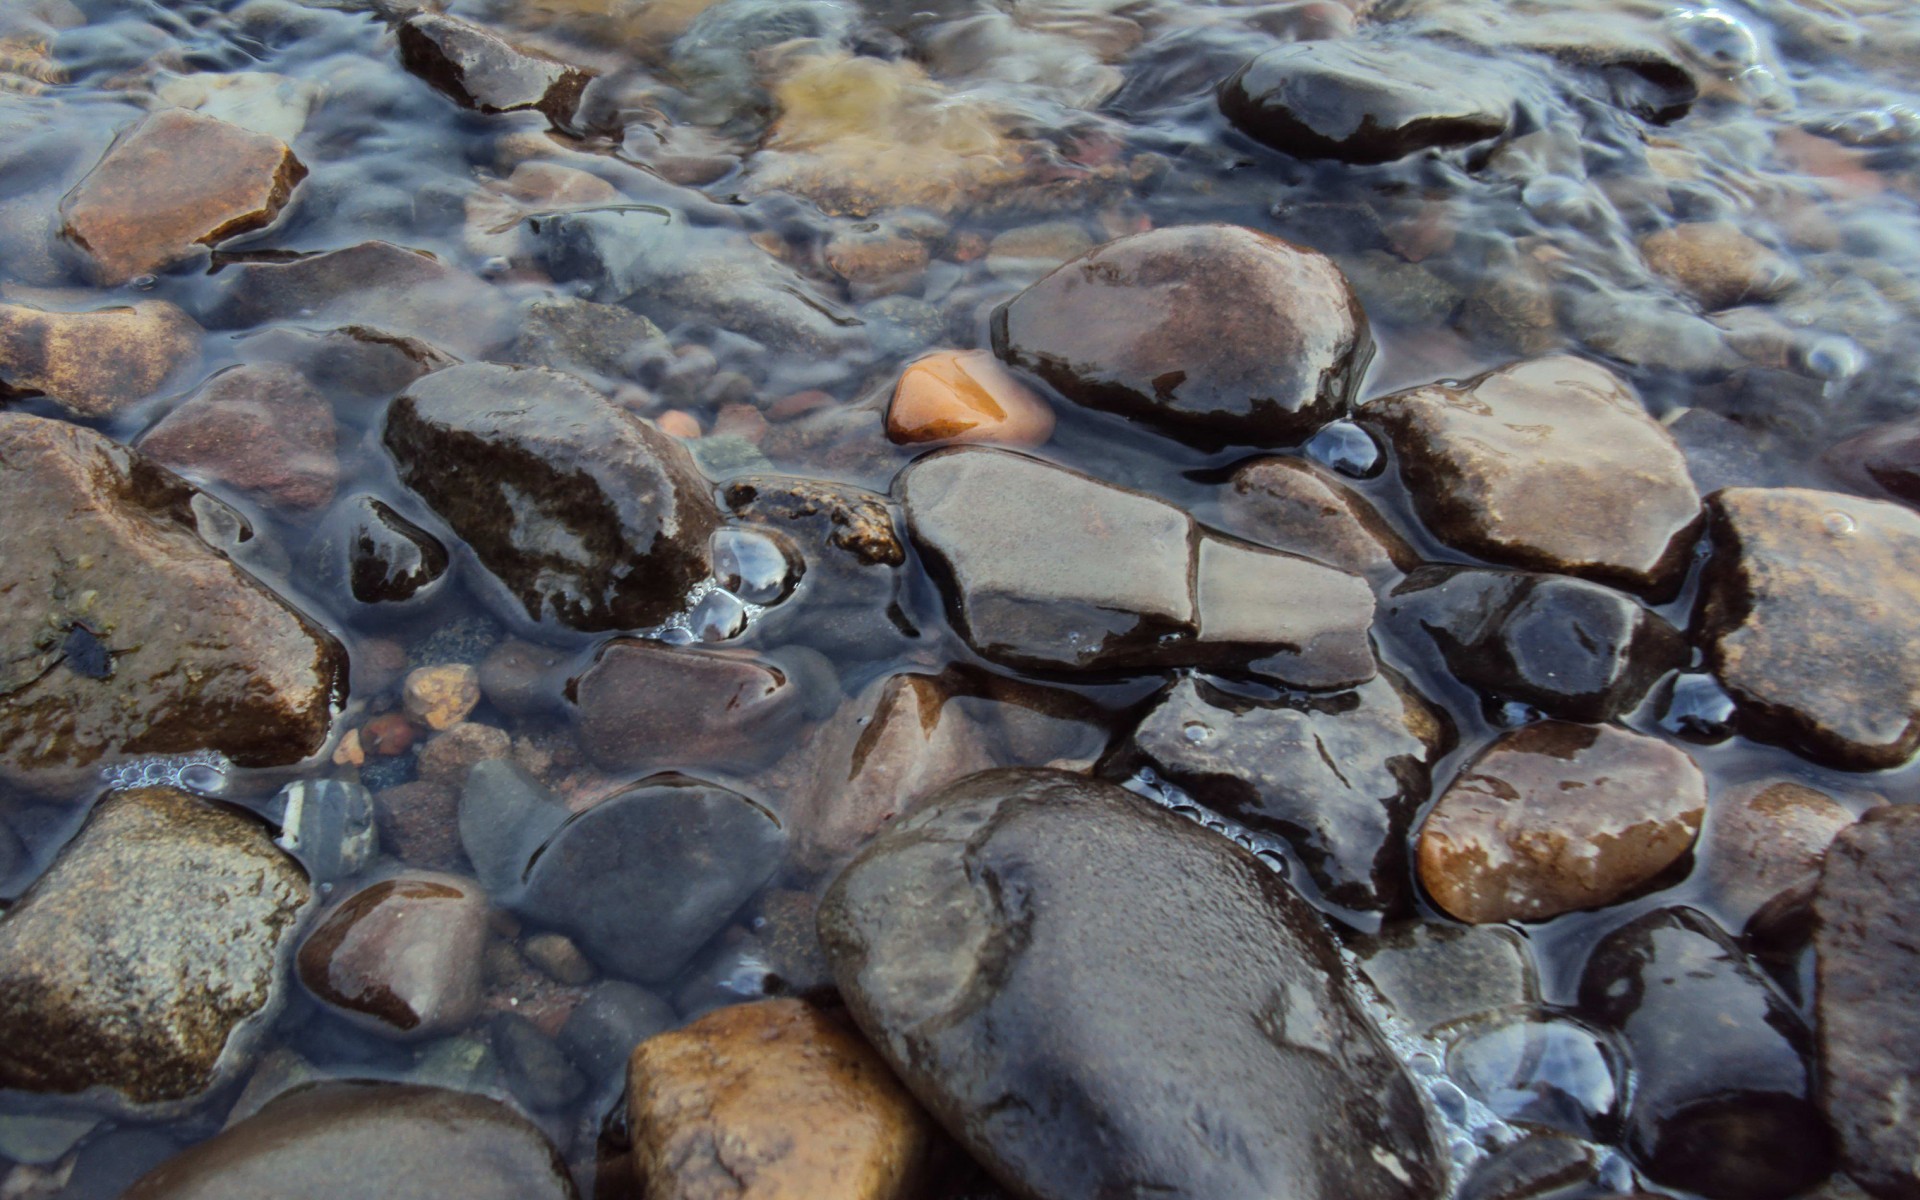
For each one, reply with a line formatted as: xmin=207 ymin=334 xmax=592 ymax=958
xmin=1364 ymin=356 xmax=1703 ymax=596
xmin=824 ymin=226 xmax=929 ymax=289
xmin=60 ymin=109 xmax=306 ymax=285
xmin=627 ymin=999 xmax=933 ymax=1200
xmin=1705 ymin=781 xmax=1855 ymax=937
xmin=1216 ymin=455 xmax=1413 ymax=580
xmin=886 ymin=349 xmax=1055 ymax=449
xmin=361 ymin=713 xmax=416 ymax=757
xmin=0 ymin=300 xmax=200 ymax=418
xmin=415 ymin=721 xmax=513 ymax=785
xmin=296 ymin=873 xmax=488 ymax=1039
xmin=571 ymin=639 xmax=806 ymax=773
xmin=397 ymin=14 xmax=594 ymax=125
xmin=137 ymin=364 xmax=338 ymax=512
xmin=372 ymin=781 xmax=462 ymax=871
xmin=403 ymin=664 xmax=482 ymax=731
xmin=1417 ymin=722 xmax=1706 ymax=924
xmin=1641 ymin=221 xmax=1796 ymax=312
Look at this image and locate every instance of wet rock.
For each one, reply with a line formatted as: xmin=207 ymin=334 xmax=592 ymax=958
xmin=398 ymin=14 xmax=593 ymax=124
xmin=1705 ymin=781 xmax=1855 ymax=938
xmin=1580 ymin=908 xmax=1832 ymax=1199
xmin=518 ymin=775 xmax=787 ymax=981
xmin=236 ymin=322 xmax=454 ymax=400
xmin=1363 ymin=357 xmax=1703 ymax=596
xmin=754 ymin=888 xmax=835 ymax=997
xmin=1386 ymin=567 xmax=1687 ymax=722
xmin=1221 ymin=39 xmax=1515 ymax=165
xmin=1695 ymin=487 xmax=1920 ymax=769
xmin=1349 ymin=922 xmax=1538 ymax=1037
xmin=491 ymin=1012 xmax=585 ymax=1109
xmin=628 ymin=998 xmax=934 ymax=1200
xmin=0 ymin=300 xmax=200 ymax=419
xmin=1814 ymin=806 xmax=1920 ymax=1200
xmin=60 ymin=108 xmax=305 ymax=284
xmin=210 ymin=242 xmax=505 ymax=354
xmin=825 ymin=225 xmax=930 ymax=292
xmin=887 ymin=349 xmax=1055 ymax=448
xmin=1110 ymin=671 xmax=1450 ymax=914
xmin=1825 ymin=418 xmax=1920 ymax=507
xmin=818 ymin=768 xmax=1445 ymax=1200
xmin=985 ymin=221 xmax=1098 ymax=281
xmin=558 ymin=980 xmax=675 ymax=1085
xmin=1216 ymin=456 xmax=1412 ymax=580
xmin=1447 ymin=1013 xmax=1623 ymax=1140
xmin=0 ymin=415 xmax=345 ymax=790
xmin=384 ymin=362 xmax=720 ymax=632
xmin=0 ymin=787 xmax=311 ymax=1112
xmin=154 ymin=70 xmax=317 ymax=143
xmin=1417 ymin=722 xmax=1706 ymax=924
xmin=268 ymin=778 xmax=377 ymax=884
xmin=459 ymin=760 xmax=569 ymax=898
xmin=297 ymin=872 xmax=488 ymax=1040
xmin=404 ymin=665 xmax=481 ymax=731
xmin=138 ymin=364 xmax=338 ymax=513
xmin=121 ymin=1081 xmax=578 ymax=1199
xmin=724 ymin=475 xmax=907 ymax=660
xmin=1455 ymin=1135 xmax=1601 ymax=1200
xmin=991 ymin=224 xmax=1371 ymax=447
xmin=477 ymin=639 xmax=568 ymax=717
xmin=497 ymin=296 xmax=665 ymax=383
xmin=373 ymin=781 xmax=463 ymax=871
xmin=570 ymin=639 xmax=805 ymax=773
xmin=1641 ymin=221 xmax=1796 ymax=312
xmin=304 ymin=494 xmax=450 ymax=611
xmin=523 ymin=932 xmax=595 ymax=986
xmin=415 ymin=721 xmax=513 ymax=785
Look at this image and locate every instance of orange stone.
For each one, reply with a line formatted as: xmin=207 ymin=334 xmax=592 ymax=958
xmin=886 ymin=350 xmax=1054 ymax=448
xmin=61 ymin=108 xmax=307 ymax=285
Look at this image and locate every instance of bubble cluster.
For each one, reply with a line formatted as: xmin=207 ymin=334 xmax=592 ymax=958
xmin=100 ymin=750 xmax=232 ymax=795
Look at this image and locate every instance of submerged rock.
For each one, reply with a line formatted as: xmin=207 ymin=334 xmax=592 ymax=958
xmin=990 ymin=224 xmax=1371 ymax=447
xmin=1349 ymin=922 xmax=1538 ymax=1037
xmin=1216 ymin=455 xmax=1412 ymax=580
xmin=1641 ymin=221 xmax=1796 ymax=312
xmin=0 ymin=787 xmax=311 ymax=1113
xmin=887 ymin=349 xmax=1055 ymax=448
xmin=210 ymin=241 xmax=506 ymax=354
xmin=1706 ymin=780 xmax=1854 ymax=938
xmin=296 ymin=872 xmax=488 ymax=1040
xmin=138 ymin=363 xmax=339 ymax=513
xmin=302 ymin=493 xmax=450 ymax=612
xmin=570 ymin=639 xmax=805 ymax=772
xmin=0 ymin=300 xmax=200 ymax=419
xmin=818 ymin=768 xmax=1445 ymax=1200
xmin=384 ymin=362 xmax=719 ymax=632
xmin=398 ymin=14 xmax=594 ymax=125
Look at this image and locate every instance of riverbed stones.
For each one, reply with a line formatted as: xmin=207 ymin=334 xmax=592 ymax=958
xmin=121 ymin=1081 xmax=578 ymax=1200
xmin=1349 ymin=922 xmax=1538 ymax=1037
xmin=1216 ymin=455 xmax=1412 ymax=580
xmin=397 ymin=14 xmax=593 ymax=124
xmin=296 ymin=872 xmax=487 ymax=1039
xmin=1641 ymin=221 xmax=1796 ymax=312
xmin=303 ymin=494 xmax=449 ymax=612
xmin=818 ymin=768 xmax=1445 ymax=1200
xmin=1221 ymin=39 xmax=1515 ymax=165
xmin=0 ymin=299 xmax=200 ymax=418
xmin=1695 ymin=487 xmax=1920 ymax=770
xmin=724 ymin=475 xmax=907 ymax=660
xmin=627 ymin=999 xmax=934 ymax=1200
xmin=210 ymin=241 xmax=504 ymax=353
xmin=1111 ymin=670 xmax=1449 ymax=914
xmin=899 ymin=447 xmax=1376 ymax=685
xmin=60 ymin=108 xmax=306 ymax=285
xmin=137 ymin=364 xmax=338 ymax=513
xmin=0 ymin=414 xmax=346 ymax=790
xmin=989 ymin=224 xmax=1372 ymax=447
xmin=384 ymin=362 xmax=720 ymax=632
xmin=1706 ymin=781 xmax=1855 ymax=937
xmin=1814 ymin=806 xmax=1920 ymax=1200
xmin=1417 ymin=722 xmax=1706 ymax=924
xmin=0 ymin=787 xmax=311 ymax=1112
xmin=1363 ymin=357 xmax=1703 ymax=596
xmin=570 ymin=639 xmax=805 ymax=771
xmin=887 ymin=349 xmax=1055 ymax=448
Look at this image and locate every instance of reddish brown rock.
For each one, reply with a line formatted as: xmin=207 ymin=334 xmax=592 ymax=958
xmin=60 ymin=108 xmax=306 ymax=285
xmin=0 ymin=300 xmax=201 ymax=419
xmin=361 ymin=713 xmax=416 ymax=757
xmin=570 ymin=639 xmax=805 ymax=773
xmin=887 ymin=350 xmax=1055 ymax=448
xmin=372 ymin=781 xmax=463 ymax=871
xmin=416 ymin=722 xmax=513 ymax=785
xmin=1705 ymin=780 xmax=1855 ymax=938
xmin=403 ymin=664 xmax=481 ymax=731
xmin=297 ymin=873 xmax=489 ymax=1039
xmin=137 ymin=364 xmax=338 ymax=512
xmin=1216 ymin=456 xmax=1413 ymax=580
xmin=1641 ymin=222 xmax=1795 ymax=312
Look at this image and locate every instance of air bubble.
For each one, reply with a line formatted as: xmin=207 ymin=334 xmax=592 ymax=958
xmin=1182 ymin=720 xmax=1215 ymax=745
xmin=710 ymin=527 xmax=797 ymax=605
xmin=1824 ymin=510 xmax=1858 ymax=537
xmin=101 ymin=750 xmax=232 ymax=795
xmin=1668 ymin=8 xmax=1761 ymax=72
xmin=1305 ymin=420 xmax=1382 ymax=478
xmin=1801 ymin=335 xmax=1864 ymax=382
xmin=690 ymin=588 xmax=749 ymax=641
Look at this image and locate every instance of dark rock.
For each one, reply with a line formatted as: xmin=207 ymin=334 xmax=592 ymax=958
xmin=557 ymin=980 xmax=675 ymax=1085
xmin=1446 ymin=1013 xmax=1623 ymax=1140
xmin=1110 ymin=670 xmax=1450 ymax=914
xmin=384 ymin=362 xmax=720 ymax=632
xmin=1826 ymin=417 xmax=1920 ymax=507
xmin=373 ymin=780 xmax=464 ymax=872
xmin=1221 ymin=39 xmax=1515 ymax=165
xmin=459 ymin=759 xmax=569 ymax=898
xmin=1386 ymin=566 xmax=1687 ymax=722
xmin=1579 ymin=907 xmax=1832 ymax=1200
xmin=297 ymin=872 xmax=488 ymax=1040
xmin=1695 ymin=487 xmax=1920 ymax=769
xmin=304 ymin=493 xmax=450 ymax=611
xmin=210 ymin=241 xmax=507 ymax=354
xmin=1348 ymin=922 xmax=1537 ymax=1037
xmin=0 ymin=787 xmax=311 ymax=1113
xmin=268 ymin=777 xmax=377 ymax=883
xmin=670 ymin=934 xmax=779 ymax=1020
xmin=1417 ymin=722 xmax=1705 ymax=924
xmin=0 ymin=300 xmax=201 ymax=419
xmin=496 ymin=296 xmax=665 ymax=383
xmin=121 ymin=1081 xmax=578 ymax=1199
xmin=1216 ymin=456 xmax=1413 ymax=580
xmin=477 ymin=638 xmax=569 ymax=718
xmin=234 ymin=323 xmax=455 ymax=401
xmin=491 ymin=1012 xmax=585 ymax=1110
xmin=1706 ymin=781 xmax=1855 ymax=940
xmin=1455 ymin=1135 xmax=1600 ymax=1200
xmin=569 ymin=639 xmax=806 ymax=772
xmin=990 ymin=224 xmax=1371 ymax=447
xmin=397 ymin=14 xmax=593 ymax=124
xmin=0 ymin=415 xmax=346 ymax=792
xmin=139 ymin=364 xmax=339 ymax=513
xmin=753 ymin=888 xmax=836 ymax=998
xmin=1363 ymin=357 xmax=1703 ymax=597
xmin=818 ymin=768 xmax=1445 ymax=1200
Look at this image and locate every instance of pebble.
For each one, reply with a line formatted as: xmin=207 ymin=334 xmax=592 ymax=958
xmin=1704 ymin=780 xmax=1856 ymax=939
xmin=1348 ymin=922 xmax=1538 ymax=1037
xmin=138 ymin=364 xmax=339 ymax=513
xmin=296 ymin=872 xmax=489 ymax=1039
xmin=269 ymin=778 xmax=378 ymax=883
xmin=557 ymin=980 xmax=676 ymax=1087
xmin=372 ymin=781 xmax=463 ymax=872
xmin=0 ymin=300 xmax=200 ymax=419
xmin=886 ymin=349 xmax=1056 ymax=448
xmin=523 ymin=932 xmax=596 ymax=986
xmin=414 ymin=721 xmax=513 ymax=785
xmin=1641 ymin=221 xmax=1798 ymax=311
xmin=458 ymin=760 xmax=569 ymax=897
xmin=569 ymin=639 xmax=805 ymax=773
xmin=403 ymin=664 xmax=482 ymax=731
xmin=490 ymin=1012 xmax=586 ymax=1110
xmin=397 ymin=13 xmax=594 ymax=123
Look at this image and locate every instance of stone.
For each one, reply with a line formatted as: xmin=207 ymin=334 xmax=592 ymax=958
xmin=1814 ymin=806 xmax=1920 ymax=1200
xmin=819 ymin=769 xmax=1444 ymax=1200
xmin=1706 ymin=781 xmax=1855 ymax=938
xmin=0 ymin=787 xmax=310 ymax=1113
xmin=523 ymin=932 xmax=595 ymax=986
xmin=373 ymin=781 xmax=463 ymax=871
xmin=397 ymin=14 xmax=593 ymax=124
xmin=570 ymin=639 xmax=806 ymax=773
xmin=296 ymin=872 xmax=488 ymax=1039
xmin=1455 ymin=1135 xmax=1601 ymax=1200
xmin=60 ymin=109 xmax=305 ymax=284
xmin=1215 ymin=456 xmax=1412 ymax=580
xmin=138 ymin=364 xmax=338 ymax=513
xmin=268 ymin=778 xmax=377 ymax=884
xmin=459 ymin=760 xmax=570 ymax=898
xmin=153 ymin=70 xmax=316 ymax=143
xmin=825 ymin=225 xmax=929 ymax=290
xmin=558 ymin=980 xmax=676 ymax=1086
xmin=491 ymin=1012 xmax=585 ymax=1110
xmin=1696 ymin=487 xmax=1920 ymax=769
xmin=415 ymin=722 xmax=513 ymax=785
xmin=1641 ymin=221 xmax=1796 ymax=311
xmin=1363 ymin=357 xmax=1703 ymax=596
xmin=1580 ymin=908 xmax=1831 ymax=1199
xmin=0 ymin=415 xmax=345 ymax=791
xmin=0 ymin=300 xmax=200 ymax=419
xmin=1349 ymin=922 xmax=1537 ymax=1037
xmin=403 ymin=665 xmax=481 ymax=731
xmin=886 ymin=350 xmax=1055 ymax=448
xmin=1386 ymin=566 xmax=1688 ymax=723
xmin=1417 ymin=722 xmax=1706 ymax=924
xmin=1221 ymin=39 xmax=1515 ymax=165
xmin=1110 ymin=670 xmax=1450 ymax=914
xmin=1825 ymin=418 xmax=1920 ymax=507
xmin=303 ymin=494 xmax=449 ymax=611
xmin=754 ymin=888 xmax=835 ymax=997
xmin=985 ymin=221 xmax=1097 ymax=280
xmin=517 ymin=775 xmax=786 ymax=981
xmin=497 ymin=296 xmax=665 ymax=383
xmin=209 ymin=242 xmax=505 ymax=354
xmin=121 ymin=1081 xmax=578 ymax=1199
xmin=628 ymin=998 xmax=934 ymax=1200
xmin=1446 ymin=1014 xmax=1623 ymax=1140
xmin=991 ymin=224 xmax=1371 ymax=447
xmin=384 ymin=363 xmax=720 ymax=632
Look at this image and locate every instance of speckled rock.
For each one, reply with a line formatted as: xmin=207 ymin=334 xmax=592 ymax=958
xmin=1215 ymin=456 xmax=1412 ymax=580
xmin=138 ymin=364 xmax=338 ymax=513
xmin=627 ymin=999 xmax=934 ymax=1200
xmin=0 ymin=787 xmax=311 ymax=1113
xmin=1417 ymin=722 xmax=1706 ymax=924
xmin=1696 ymin=487 xmax=1920 ymax=769
xmin=397 ymin=14 xmax=593 ymax=124
xmin=570 ymin=639 xmax=806 ymax=772
xmin=1363 ymin=357 xmax=1703 ymax=596
xmin=373 ymin=781 xmax=463 ymax=871
xmin=60 ymin=108 xmax=305 ymax=284
xmin=1705 ymin=781 xmax=1855 ymax=938
xmin=415 ymin=721 xmax=513 ymax=785
xmin=296 ymin=872 xmax=488 ymax=1040
xmin=990 ymin=224 xmax=1371 ymax=447
xmin=1641 ymin=222 xmax=1796 ymax=312
xmin=887 ymin=350 xmax=1055 ymax=448
xmin=819 ymin=768 xmax=1445 ymax=1200
xmin=0 ymin=300 xmax=200 ymax=418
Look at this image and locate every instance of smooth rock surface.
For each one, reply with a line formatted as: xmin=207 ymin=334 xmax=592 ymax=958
xmin=210 ymin=241 xmax=505 ymax=353
xmin=570 ymin=639 xmax=806 ymax=772
xmin=1349 ymin=922 xmax=1538 ymax=1037
xmin=459 ymin=760 xmax=569 ymax=898
xmin=0 ymin=300 xmax=200 ymax=418
xmin=818 ymin=768 xmax=1444 ymax=1200
xmin=296 ymin=872 xmax=488 ymax=1039
xmin=138 ymin=363 xmax=338 ymax=513
xmin=1706 ymin=780 xmax=1854 ymax=937
xmin=1642 ymin=222 xmax=1796 ymax=311
xmin=398 ymin=14 xmax=593 ymax=124
xmin=887 ymin=349 xmax=1055 ymax=448
xmin=1215 ymin=455 xmax=1412 ymax=580
xmin=990 ymin=224 xmax=1371 ymax=447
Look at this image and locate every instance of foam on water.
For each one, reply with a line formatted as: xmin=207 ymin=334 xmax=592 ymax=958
xmin=98 ymin=750 xmax=233 ymax=796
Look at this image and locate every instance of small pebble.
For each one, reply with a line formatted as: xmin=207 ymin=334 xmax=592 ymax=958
xmin=402 ymin=665 xmax=481 ymax=732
